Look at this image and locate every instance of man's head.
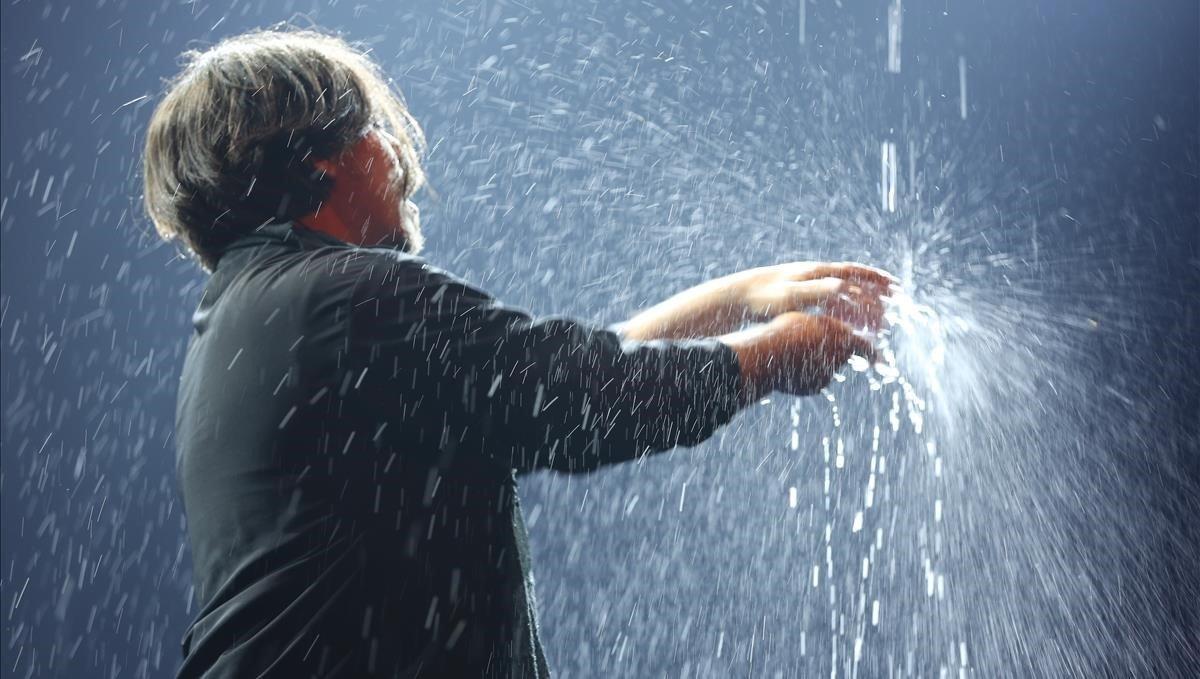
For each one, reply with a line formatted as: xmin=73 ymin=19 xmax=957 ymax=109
xmin=143 ymin=28 xmax=425 ymax=271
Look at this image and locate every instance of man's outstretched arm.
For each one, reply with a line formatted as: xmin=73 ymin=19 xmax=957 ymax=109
xmin=612 ymin=261 xmax=895 ymax=342
xmin=348 ymin=256 xmax=887 ymax=474
xmin=613 ymin=260 xmax=891 ymax=406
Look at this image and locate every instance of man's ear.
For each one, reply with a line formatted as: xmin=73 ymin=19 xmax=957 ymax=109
xmin=311 ymin=156 xmax=338 ymax=178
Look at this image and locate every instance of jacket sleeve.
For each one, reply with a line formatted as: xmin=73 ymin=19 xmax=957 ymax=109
xmin=346 ymin=254 xmax=746 ymax=474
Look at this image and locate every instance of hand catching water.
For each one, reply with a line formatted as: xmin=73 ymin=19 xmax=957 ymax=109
xmin=616 ymin=260 xmax=897 ymax=341
xmin=615 ymin=259 xmax=895 ymax=400
xmin=720 ymin=311 xmax=881 ymax=399
xmin=735 ymin=261 xmax=896 ymax=333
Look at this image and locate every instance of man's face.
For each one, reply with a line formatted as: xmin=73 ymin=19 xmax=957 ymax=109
xmin=372 ymin=126 xmax=422 ymax=249
xmin=317 ymin=126 xmax=423 ymax=252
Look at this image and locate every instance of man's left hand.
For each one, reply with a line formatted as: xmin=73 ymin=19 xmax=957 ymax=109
xmin=735 ymin=262 xmax=896 ymax=333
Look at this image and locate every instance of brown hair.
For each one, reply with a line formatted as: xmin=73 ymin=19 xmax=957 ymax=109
xmin=143 ymin=27 xmax=425 ymax=270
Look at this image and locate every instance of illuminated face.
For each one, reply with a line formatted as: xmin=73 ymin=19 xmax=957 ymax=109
xmin=313 ymin=126 xmax=423 ymax=253
xmin=371 ymin=125 xmax=423 ymax=249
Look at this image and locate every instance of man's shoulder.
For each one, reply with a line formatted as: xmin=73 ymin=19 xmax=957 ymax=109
xmin=256 ymin=245 xmax=434 ymax=301
xmin=322 ymin=246 xmax=425 ymax=289
xmin=287 ymin=247 xmax=503 ymax=340
xmin=323 ymin=248 xmax=520 ymax=350
xmin=211 ymin=244 xmax=442 ymax=321
xmin=325 ymin=248 xmax=489 ymax=305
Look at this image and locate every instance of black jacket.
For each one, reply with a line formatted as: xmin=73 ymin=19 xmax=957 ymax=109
xmin=173 ymin=223 xmax=745 ymax=677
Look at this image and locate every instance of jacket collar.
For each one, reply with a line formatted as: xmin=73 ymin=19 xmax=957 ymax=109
xmin=219 ymin=221 xmax=353 ymax=255
xmin=213 ymin=221 xmax=417 ymax=274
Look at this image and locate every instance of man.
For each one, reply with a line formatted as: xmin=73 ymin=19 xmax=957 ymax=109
xmin=144 ymin=28 xmax=893 ymax=678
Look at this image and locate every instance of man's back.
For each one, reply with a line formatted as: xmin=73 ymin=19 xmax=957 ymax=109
xmin=174 ymin=223 xmax=744 ymax=677
xmin=176 ymin=224 xmax=549 ymax=677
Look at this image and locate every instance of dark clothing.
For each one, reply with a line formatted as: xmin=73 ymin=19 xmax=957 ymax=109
xmin=173 ymin=223 xmax=744 ymax=678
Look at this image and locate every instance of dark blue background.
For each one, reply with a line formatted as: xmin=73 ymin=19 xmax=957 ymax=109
xmin=3 ymin=1 xmax=1197 ymax=676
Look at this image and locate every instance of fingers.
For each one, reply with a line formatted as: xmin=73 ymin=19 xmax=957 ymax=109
xmin=775 ymin=261 xmax=898 ymax=290
xmin=779 ymin=278 xmax=888 ymax=331
xmin=783 ymin=277 xmax=843 ymax=304
xmin=814 ymin=314 xmax=876 ymax=365
xmin=768 ymin=313 xmax=879 ymax=395
xmin=826 ymin=284 xmax=887 ymax=332
xmin=816 ymin=263 xmax=898 ymax=292
xmin=843 ymin=327 xmax=878 ymax=365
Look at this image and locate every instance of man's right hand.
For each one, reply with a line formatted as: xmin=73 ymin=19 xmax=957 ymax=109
xmin=719 ymin=312 xmax=876 ymax=402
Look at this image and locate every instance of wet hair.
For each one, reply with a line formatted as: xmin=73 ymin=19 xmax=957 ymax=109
xmin=142 ymin=27 xmax=425 ymax=271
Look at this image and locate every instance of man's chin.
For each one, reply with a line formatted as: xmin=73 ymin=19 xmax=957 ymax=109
xmin=402 ymin=225 xmax=424 ymax=255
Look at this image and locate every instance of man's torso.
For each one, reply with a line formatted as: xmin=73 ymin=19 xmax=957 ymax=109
xmin=174 ymin=224 xmax=547 ymax=678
